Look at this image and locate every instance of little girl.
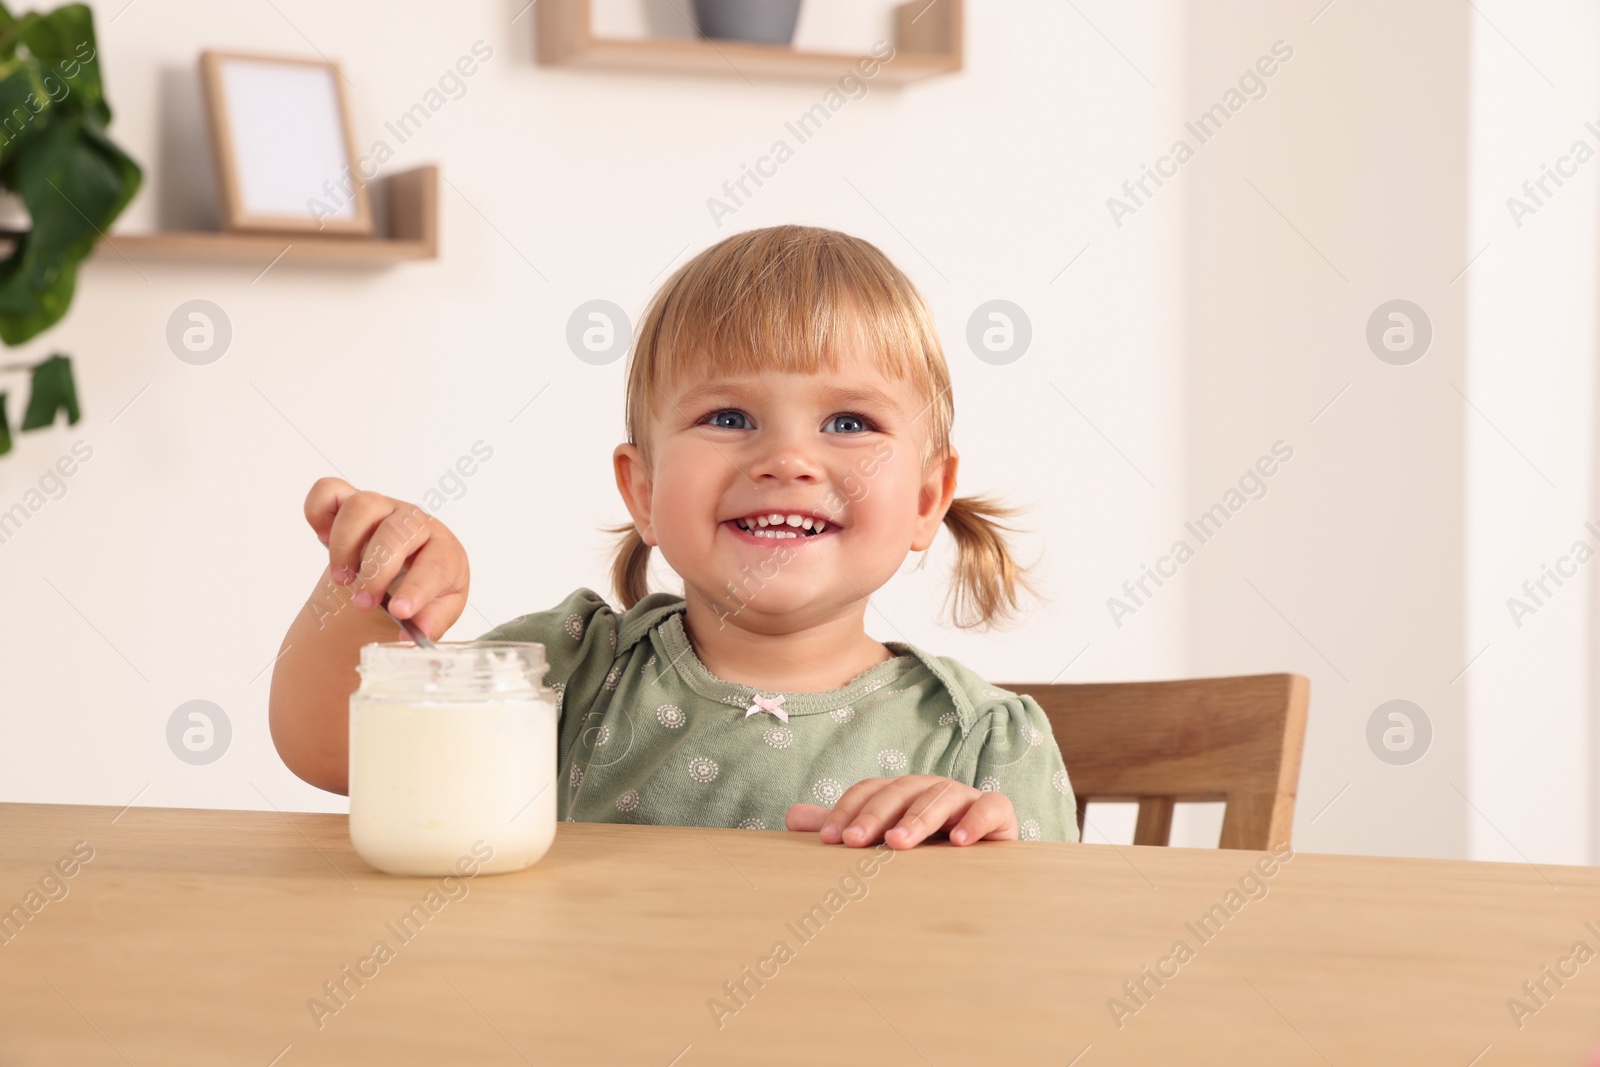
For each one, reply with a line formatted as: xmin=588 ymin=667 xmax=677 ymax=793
xmin=269 ymin=225 xmax=1078 ymax=847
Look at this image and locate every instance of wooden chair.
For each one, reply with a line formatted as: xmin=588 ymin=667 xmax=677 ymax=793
xmin=997 ymin=673 xmax=1309 ymax=850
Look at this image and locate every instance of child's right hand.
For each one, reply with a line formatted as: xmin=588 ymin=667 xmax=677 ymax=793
xmin=303 ymin=477 xmax=471 ymax=641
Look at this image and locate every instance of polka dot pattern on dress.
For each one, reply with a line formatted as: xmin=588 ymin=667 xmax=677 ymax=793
xmin=1020 ymin=818 xmax=1042 ymax=842
xmin=688 ymin=756 xmax=719 ymax=783
xmin=813 ymin=778 xmax=844 ymax=805
xmin=616 ymin=789 xmax=640 ymax=812
xmin=1020 ymin=723 xmax=1043 ymax=746
xmin=877 ymin=749 xmax=907 ymax=772
xmin=603 ymin=665 xmax=621 ymax=690
xmin=592 ymin=724 xmax=612 ymax=746
xmin=739 ymin=817 xmax=766 ymax=830
xmin=978 ymin=776 xmax=1001 ymax=793
xmin=830 ymin=706 xmax=855 ymax=724
xmin=1053 ymin=769 xmax=1072 ymax=795
xmin=763 ymin=726 xmax=793 ymax=749
xmin=657 ymin=704 xmax=686 ymax=729
xmin=938 ymin=711 xmax=958 ymax=726
xmin=564 ymin=613 xmax=584 ymax=640
xmin=569 ymin=764 xmax=584 ymax=788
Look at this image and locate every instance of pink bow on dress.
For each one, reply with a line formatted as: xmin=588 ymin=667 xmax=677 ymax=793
xmin=744 ymin=693 xmax=789 ymax=723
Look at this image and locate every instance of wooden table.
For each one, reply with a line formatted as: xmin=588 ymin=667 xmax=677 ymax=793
xmin=2 ymin=803 xmax=1598 ymax=1065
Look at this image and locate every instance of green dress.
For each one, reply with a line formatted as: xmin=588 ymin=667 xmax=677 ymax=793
xmin=477 ymin=588 xmax=1079 ymax=843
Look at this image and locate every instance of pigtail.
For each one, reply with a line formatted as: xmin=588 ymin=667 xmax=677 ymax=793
xmin=605 ymin=522 xmax=653 ymax=610
xmin=939 ymin=494 xmax=1041 ymax=630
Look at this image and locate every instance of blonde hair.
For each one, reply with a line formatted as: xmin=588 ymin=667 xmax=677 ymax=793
xmin=605 ymin=224 xmax=1038 ymax=630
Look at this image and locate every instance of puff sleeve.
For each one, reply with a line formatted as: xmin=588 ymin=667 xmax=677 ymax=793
xmin=957 ymin=695 xmax=1079 ymax=843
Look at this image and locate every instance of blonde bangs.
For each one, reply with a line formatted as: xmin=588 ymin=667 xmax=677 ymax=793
xmin=624 ymin=225 xmax=952 ymax=466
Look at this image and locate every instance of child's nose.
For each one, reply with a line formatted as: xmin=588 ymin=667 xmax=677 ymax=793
xmin=748 ymin=436 xmax=823 ymax=482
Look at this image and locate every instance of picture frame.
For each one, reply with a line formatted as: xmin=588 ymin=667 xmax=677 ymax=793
xmin=198 ymin=50 xmax=373 ymax=236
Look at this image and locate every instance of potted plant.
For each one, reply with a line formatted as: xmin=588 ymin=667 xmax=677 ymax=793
xmin=0 ymin=0 xmax=141 ymax=454
xmin=692 ymin=0 xmax=803 ymax=45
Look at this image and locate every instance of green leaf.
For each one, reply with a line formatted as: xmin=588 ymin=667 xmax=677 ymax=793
xmin=0 ymin=12 xmax=40 ymax=61
xmin=0 ymin=60 xmax=50 ymax=164
xmin=0 ymin=109 xmax=140 ymax=344
xmin=20 ymin=350 xmax=76 ymax=428
xmin=15 ymin=4 xmax=107 ymax=123
xmin=0 ymin=0 xmax=139 ymax=464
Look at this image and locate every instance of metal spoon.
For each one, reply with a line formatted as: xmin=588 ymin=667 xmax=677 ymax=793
xmin=381 ymin=591 xmax=436 ymax=649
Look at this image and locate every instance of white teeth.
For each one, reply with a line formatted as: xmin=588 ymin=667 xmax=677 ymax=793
xmin=733 ymin=512 xmax=832 ymax=536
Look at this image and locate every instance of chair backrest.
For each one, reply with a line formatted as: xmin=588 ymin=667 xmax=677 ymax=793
xmin=998 ymin=673 xmax=1309 ymax=850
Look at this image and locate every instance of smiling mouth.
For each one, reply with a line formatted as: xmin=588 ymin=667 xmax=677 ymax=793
xmin=726 ymin=513 xmax=835 ymax=540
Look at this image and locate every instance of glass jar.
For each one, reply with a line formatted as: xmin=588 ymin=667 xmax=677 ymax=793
xmin=348 ymin=641 xmax=556 ymax=877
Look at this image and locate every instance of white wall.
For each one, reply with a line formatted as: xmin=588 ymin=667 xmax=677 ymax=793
xmin=1173 ymin=0 xmax=1600 ymax=865
xmin=1179 ymin=0 xmax=1473 ymax=863
xmin=0 ymin=2 xmax=1189 ymax=818
xmin=1465 ymin=0 xmax=1600 ymax=867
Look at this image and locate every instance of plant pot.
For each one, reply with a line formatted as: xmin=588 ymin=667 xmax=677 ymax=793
xmin=692 ymin=0 xmax=802 ymax=45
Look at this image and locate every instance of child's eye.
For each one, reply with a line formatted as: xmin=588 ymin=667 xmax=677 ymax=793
xmin=700 ymin=409 xmax=752 ymax=430
xmin=822 ymin=413 xmax=874 ymax=434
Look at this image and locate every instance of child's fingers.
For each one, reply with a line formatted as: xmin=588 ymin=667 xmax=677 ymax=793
xmin=784 ymin=804 xmax=829 ymax=832
xmin=385 ymin=542 xmax=467 ymax=621
xmin=817 ymin=778 xmax=899 ymax=844
xmin=837 ymin=777 xmax=958 ymax=847
xmin=352 ymin=515 xmax=438 ymax=612
xmin=405 ymin=589 xmax=466 ymax=642
xmin=325 ymin=492 xmax=400 ymax=587
xmin=880 ymin=780 xmax=977 ymax=849
xmin=303 ymin=476 xmax=356 ymax=543
xmin=946 ymin=792 xmax=1019 ymax=846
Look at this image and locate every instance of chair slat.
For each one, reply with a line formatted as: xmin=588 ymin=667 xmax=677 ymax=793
xmin=1000 ymin=673 xmax=1309 ymax=851
xmin=1133 ymin=797 xmax=1175 ymax=847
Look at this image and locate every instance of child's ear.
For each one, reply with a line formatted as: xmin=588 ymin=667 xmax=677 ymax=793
xmin=910 ymin=448 xmax=958 ymax=552
xmin=612 ymin=443 xmax=657 ymax=546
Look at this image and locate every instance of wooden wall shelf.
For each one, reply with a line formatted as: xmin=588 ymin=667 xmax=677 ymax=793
xmin=96 ymin=165 xmax=438 ymax=268
xmin=536 ymin=0 xmax=962 ymax=84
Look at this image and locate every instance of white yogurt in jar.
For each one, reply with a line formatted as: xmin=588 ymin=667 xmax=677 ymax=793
xmin=348 ymin=642 xmax=556 ymax=876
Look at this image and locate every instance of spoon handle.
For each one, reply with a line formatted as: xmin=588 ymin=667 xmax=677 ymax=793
xmin=381 ymin=592 xmax=437 ymax=650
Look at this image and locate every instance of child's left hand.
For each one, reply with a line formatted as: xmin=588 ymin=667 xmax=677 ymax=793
xmin=785 ymin=775 xmax=1017 ymax=849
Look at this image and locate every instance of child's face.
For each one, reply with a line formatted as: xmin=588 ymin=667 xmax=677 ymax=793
xmin=613 ymin=352 xmax=957 ymax=630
